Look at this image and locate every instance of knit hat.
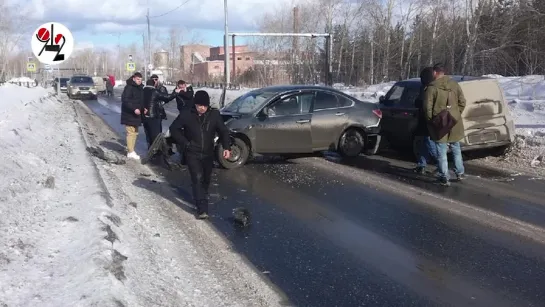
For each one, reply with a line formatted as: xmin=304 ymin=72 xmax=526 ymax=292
xmin=194 ymin=90 xmax=210 ymax=106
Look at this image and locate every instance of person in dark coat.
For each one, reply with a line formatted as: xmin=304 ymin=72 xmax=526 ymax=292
xmin=142 ymin=79 xmax=178 ymax=151
xmin=169 ymin=90 xmax=231 ymax=219
xmin=120 ymin=72 xmax=145 ymax=160
xmin=173 ymin=80 xmax=194 ymax=113
xmin=414 ymin=67 xmax=438 ymax=174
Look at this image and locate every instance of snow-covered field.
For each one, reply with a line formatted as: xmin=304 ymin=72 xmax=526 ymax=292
xmin=0 ymin=84 xmax=284 ymax=306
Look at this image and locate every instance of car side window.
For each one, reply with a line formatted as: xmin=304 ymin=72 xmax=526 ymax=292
xmin=400 ymin=87 xmax=421 ymax=108
xmin=314 ymin=92 xmax=339 ymax=110
xmin=384 ymin=85 xmax=404 ymax=104
xmin=268 ymin=93 xmax=313 ymax=116
xmin=337 ymin=95 xmax=353 ymax=107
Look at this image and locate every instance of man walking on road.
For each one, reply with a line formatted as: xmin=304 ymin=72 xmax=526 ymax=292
xmin=424 ymin=64 xmax=466 ymax=186
xmin=169 ymin=90 xmax=231 ymax=219
xmin=121 ymin=72 xmax=145 ymax=160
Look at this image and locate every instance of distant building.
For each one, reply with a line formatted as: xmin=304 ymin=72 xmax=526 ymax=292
xmin=179 ymin=44 xmax=258 ymax=82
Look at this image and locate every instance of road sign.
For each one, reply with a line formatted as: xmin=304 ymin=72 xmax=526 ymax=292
xmin=126 ymin=62 xmax=136 ymax=72
xmin=148 ymin=64 xmax=153 ymax=70
xmin=27 ymin=62 xmax=36 ymax=72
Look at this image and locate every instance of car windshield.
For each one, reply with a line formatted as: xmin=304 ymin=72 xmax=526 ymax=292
xmin=70 ymin=76 xmax=93 ymax=83
xmin=223 ymin=90 xmax=277 ymax=114
xmin=60 ymin=78 xmax=69 ymax=85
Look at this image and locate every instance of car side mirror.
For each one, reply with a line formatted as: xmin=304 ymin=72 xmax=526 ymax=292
xmin=258 ymin=107 xmax=269 ymax=119
xmin=379 ymin=95 xmax=385 ymax=102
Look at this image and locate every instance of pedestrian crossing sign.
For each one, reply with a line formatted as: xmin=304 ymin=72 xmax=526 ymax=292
xmin=126 ymin=62 xmax=136 ymax=72
xmin=27 ymin=62 xmax=36 ymax=72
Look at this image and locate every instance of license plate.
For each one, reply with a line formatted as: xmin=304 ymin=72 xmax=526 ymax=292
xmin=80 ymin=91 xmax=89 ymax=94
xmin=468 ymin=132 xmax=497 ymax=144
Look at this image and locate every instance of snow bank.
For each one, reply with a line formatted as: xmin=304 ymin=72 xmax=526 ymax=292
xmin=0 ymin=84 xmax=121 ymax=306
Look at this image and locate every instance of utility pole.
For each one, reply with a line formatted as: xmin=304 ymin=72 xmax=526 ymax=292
xmin=143 ymin=33 xmax=147 ymax=81
xmin=224 ymin=0 xmax=230 ymax=85
xmin=147 ymin=8 xmax=152 ymax=77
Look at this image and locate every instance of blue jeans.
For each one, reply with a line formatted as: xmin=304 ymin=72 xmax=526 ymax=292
xmin=416 ymin=136 xmax=438 ymax=167
xmin=435 ymin=142 xmax=465 ymax=180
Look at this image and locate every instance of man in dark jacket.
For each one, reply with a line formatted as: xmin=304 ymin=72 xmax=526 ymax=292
xmin=169 ymin=90 xmax=231 ymax=219
xmin=150 ymin=74 xmax=168 ymax=119
xmin=142 ymin=79 xmax=178 ymax=150
xmin=424 ymin=63 xmax=466 ymax=186
xmin=121 ymin=72 xmax=145 ymax=160
xmin=413 ymin=67 xmax=438 ymax=174
xmin=173 ymin=80 xmax=194 ymax=113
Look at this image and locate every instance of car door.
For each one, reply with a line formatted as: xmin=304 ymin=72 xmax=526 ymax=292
xmin=310 ymin=90 xmax=353 ymax=151
xmin=389 ymin=86 xmax=421 ymax=144
xmin=253 ymin=92 xmax=314 ymax=154
xmin=379 ymin=84 xmax=405 ymax=140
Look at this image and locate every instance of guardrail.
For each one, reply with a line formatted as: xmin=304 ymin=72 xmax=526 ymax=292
xmin=0 ymin=81 xmax=40 ymax=87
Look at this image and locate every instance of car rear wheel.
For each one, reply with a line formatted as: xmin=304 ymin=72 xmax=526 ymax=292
xmin=216 ymin=137 xmax=249 ymax=169
xmin=338 ymin=129 xmax=365 ymax=157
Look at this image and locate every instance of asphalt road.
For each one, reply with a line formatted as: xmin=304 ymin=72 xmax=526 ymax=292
xmin=80 ymin=89 xmax=545 ymax=307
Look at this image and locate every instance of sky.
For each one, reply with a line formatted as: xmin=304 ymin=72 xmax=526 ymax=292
xmin=15 ymin=0 xmax=293 ymax=52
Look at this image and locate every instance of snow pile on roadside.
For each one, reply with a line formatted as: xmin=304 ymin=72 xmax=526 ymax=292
xmin=0 ymin=84 xmax=122 ymax=306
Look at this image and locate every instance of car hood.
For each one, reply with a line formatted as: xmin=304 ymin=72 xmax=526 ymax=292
xmin=72 ymin=83 xmax=94 ymax=87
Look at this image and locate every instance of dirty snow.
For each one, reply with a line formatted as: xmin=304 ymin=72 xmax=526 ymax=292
xmin=0 ymin=84 xmax=285 ymax=307
xmin=0 ymin=84 xmax=121 ymax=306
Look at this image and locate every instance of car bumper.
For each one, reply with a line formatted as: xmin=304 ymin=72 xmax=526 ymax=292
xmin=363 ymin=125 xmax=381 ymax=155
xmin=70 ymin=89 xmax=97 ymax=97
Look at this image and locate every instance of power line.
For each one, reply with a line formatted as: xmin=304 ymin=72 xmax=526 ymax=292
xmin=149 ymin=0 xmax=192 ymax=18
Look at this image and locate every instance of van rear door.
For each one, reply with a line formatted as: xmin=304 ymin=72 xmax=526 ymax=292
xmin=459 ymin=79 xmax=515 ymax=149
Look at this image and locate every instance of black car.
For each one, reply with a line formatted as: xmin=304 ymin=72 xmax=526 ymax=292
xmin=53 ymin=77 xmax=69 ymax=93
xmin=213 ymin=85 xmax=383 ymax=169
xmin=378 ymin=75 xmax=497 ymax=156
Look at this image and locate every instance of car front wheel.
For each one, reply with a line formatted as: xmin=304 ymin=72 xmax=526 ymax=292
xmin=216 ymin=137 xmax=250 ymax=169
xmin=338 ymin=129 xmax=365 ymax=157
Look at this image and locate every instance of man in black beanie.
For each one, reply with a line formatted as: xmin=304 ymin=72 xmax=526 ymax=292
xmin=169 ymin=90 xmax=231 ymax=219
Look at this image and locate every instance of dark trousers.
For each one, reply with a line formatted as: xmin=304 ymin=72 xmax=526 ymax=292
xmin=143 ymin=118 xmax=162 ymax=149
xmin=186 ymin=153 xmax=214 ymax=214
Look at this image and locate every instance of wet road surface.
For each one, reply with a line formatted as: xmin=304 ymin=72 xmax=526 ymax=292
xmin=80 ymin=91 xmax=545 ymax=307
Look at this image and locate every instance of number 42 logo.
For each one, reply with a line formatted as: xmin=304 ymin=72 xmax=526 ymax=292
xmin=31 ymin=22 xmax=74 ymax=65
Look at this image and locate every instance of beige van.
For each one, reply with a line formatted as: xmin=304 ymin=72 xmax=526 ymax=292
xmin=92 ymin=76 xmax=106 ymax=94
xmin=379 ymin=76 xmax=515 ymax=155
xmin=458 ymin=78 xmax=515 ymax=151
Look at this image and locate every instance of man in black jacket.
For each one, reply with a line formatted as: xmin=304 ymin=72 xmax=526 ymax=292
xmin=173 ymin=80 xmax=194 ymax=113
xmin=142 ymin=79 xmax=178 ymax=150
xmin=121 ymin=72 xmax=144 ymax=160
xmin=169 ymin=90 xmax=231 ymax=219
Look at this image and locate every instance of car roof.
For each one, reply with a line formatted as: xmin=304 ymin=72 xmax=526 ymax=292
xmin=256 ymin=85 xmax=350 ymax=95
xmin=395 ymin=75 xmax=490 ymax=88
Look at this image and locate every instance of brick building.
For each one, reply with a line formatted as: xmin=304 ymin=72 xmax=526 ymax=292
xmin=179 ymin=44 xmax=257 ymax=82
